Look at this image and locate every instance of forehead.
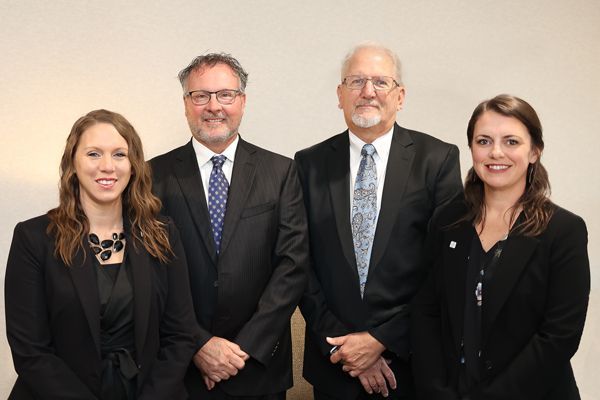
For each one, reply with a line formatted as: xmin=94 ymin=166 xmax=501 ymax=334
xmin=344 ymin=48 xmax=395 ymax=78
xmin=474 ymin=111 xmax=530 ymax=137
xmin=78 ymin=123 xmax=127 ymax=148
xmin=187 ymin=63 xmax=239 ymax=90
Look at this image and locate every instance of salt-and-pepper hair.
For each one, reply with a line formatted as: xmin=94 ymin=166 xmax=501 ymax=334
xmin=178 ymin=52 xmax=249 ymax=92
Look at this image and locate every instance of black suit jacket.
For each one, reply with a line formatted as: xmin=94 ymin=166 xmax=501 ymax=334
xmin=149 ymin=138 xmax=308 ymax=396
xmin=411 ymin=201 xmax=590 ymax=400
xmin=5 ymin=214 xmax=197 ymax=400
xmin=295 ymin=123 xmax=463 ymax=398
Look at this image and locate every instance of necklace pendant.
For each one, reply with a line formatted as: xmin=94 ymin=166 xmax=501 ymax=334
xmin=100 ymin=250 xmax=112 ymax=261
xmin=113 ymin=240 xmax=124 ymax=252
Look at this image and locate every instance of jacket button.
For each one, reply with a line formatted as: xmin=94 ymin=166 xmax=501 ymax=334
xmin=485 ymin=360 xmax=493 ymax=370
xmin=213 ymin=280 xmax=219 ymax=287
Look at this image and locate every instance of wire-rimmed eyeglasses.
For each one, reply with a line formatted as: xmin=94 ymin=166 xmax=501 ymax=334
xmin=342 ymin=75 xmax=400 ymax=91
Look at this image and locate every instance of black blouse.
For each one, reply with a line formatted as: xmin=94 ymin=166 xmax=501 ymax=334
xmin=95 ymin=257 xmax=137 ymax=400
xmin=459 ymin=234 xmax=506 ymax=395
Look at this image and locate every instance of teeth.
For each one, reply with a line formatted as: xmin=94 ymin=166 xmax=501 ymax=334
xmin=98 ymin=179 xmax=114 ymax=185
xmin=488 ymin=165 xmax=509 ymax=170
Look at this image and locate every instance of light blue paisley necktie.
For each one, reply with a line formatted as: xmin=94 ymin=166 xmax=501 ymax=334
xmin=208 ymin=155 xmax=229 ymax=253
xmin=351 ymin=144 xmax=377 ymax=298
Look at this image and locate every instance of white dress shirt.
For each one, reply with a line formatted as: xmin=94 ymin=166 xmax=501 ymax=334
xmin=348 ymin=127 xmax=394 ymax=223
xmin=191 ymin=135 xmax=239 ymax=202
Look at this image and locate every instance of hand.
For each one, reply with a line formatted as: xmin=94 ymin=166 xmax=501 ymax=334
xmin=201 ymin=373 xmax=217 ymax=391
xmin=357 ymin=357 xmax=397 ymax=397
xmin=327 ymin=332 xmax=385 ymax=375
xmin=193 ymin=336 xmax=249 ymax=385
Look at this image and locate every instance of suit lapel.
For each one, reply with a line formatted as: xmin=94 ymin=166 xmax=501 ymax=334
xmin=219 ymin=138 xmax=256 ymax=256
xmin=327 ymin=133 xmax=358 ymax=276
xmin=482 ymin=234 xmax=539 ymax=344
xmin=443 ymin=222 xmax=475 ymax=346
xmin=369 ymin=124 xmax=415 ymax=272
xmin=173 ymin=141 xmax=218 ymax=264
xmin=127 ymin=236 xmax=152 ymax=359
xmin=69 ymin=247 xmax=101 ymax=357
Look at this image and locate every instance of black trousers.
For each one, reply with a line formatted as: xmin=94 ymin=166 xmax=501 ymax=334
xmin=314 ymin=387 xmax=414 ymax=400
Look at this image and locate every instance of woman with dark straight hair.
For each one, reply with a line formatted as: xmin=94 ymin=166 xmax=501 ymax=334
xmin=411 ymin=95 xmax=590 ymax=399
xmin=5 ymin=109 xmax=197 ymax=399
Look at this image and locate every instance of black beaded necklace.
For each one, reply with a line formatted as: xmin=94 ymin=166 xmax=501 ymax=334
xmin=88 ymin=232 xmax=125 ymax=261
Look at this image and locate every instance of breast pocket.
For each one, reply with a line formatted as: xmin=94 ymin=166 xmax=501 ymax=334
xmin=240 ymin=201 xmax=276 ymax=219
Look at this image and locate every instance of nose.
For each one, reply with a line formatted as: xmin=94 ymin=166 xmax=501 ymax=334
xmin=205 ymin=93 xmax=223 ymax=111
xmin=99 ymin=155 xmax=115 ymax=172
xmin=490 ymin=142 xmax=504 ymax=158
xmin=360 ymin=80 xmax=376 ymax=98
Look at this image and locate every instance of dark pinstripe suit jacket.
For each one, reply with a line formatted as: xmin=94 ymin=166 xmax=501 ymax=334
xmin=150 ymin=137 xmax=308 ymax=396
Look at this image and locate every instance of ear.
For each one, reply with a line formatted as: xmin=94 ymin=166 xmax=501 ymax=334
xmin=239 ymin=92 xmax=247 ymax=111
xmin=337 ymin=85 xmax=343 ymax=109
xmin=529 ymin=148 xmax=540 ymax=164
xmin=396 ymin=86 xmax=406 ymax=111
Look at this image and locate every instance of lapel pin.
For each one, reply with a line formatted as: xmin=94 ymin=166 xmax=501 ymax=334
xmin=449 ymin=241 xmax=457 ymax=249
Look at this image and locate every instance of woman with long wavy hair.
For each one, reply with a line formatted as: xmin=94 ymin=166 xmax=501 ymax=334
xmin=5 ymin=109 xmax=197 ymax=399
xmin=411 ymin=95 xmax=590 ymax=399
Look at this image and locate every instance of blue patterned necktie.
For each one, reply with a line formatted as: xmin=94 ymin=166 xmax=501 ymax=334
xmin=351 ymin=144 xmax=378 ymax=297
xmin=208 ymin=155 xmax=229 ymax=253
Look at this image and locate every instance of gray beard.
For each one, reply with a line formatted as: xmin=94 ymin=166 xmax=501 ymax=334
xmin=352 ymin=113 xmax=381 ymax=128
xmin=190 ymin=125 xmax=237 ymax=144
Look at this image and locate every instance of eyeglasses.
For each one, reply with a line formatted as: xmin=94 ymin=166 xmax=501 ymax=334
xmin=342 ymin=75 xmax=400 ymax=91
xmin=185 ymin=89 xmax=243 ymax=106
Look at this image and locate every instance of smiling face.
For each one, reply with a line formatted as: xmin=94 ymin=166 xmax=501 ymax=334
xmin=184 ymin=63 xmax=246 ymax=153
xmin=74 ymin=122 xmax=131 ymax=212
xmin=337 ymin=47 xmax=405 ymax=142
xmin=471 ymin=110 xmax=539 ymax=197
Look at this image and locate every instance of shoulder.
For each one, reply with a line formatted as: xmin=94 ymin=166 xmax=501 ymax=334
xmin=239 ymin=138 xmax=294 ymax=170
xmin=544 ymin=204 xmax=587 ymax=238
xmin=431 ymin=199 xmax=469 ymax=229
xmin=294 ymin=131 xmax=347 ymax=162
xmin=13 ymin=214 xmax=52 ymax=237
xmin=149 ymin=142 xmax=191 ymax=168
xmin=398 ymin=125 xmax=459 ymax=153
xmin=10 ymin=214 xmax=53 ymax=257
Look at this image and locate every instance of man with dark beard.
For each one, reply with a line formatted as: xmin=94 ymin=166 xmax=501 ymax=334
xmin=150 ymin=53 xmax=308 ymax=399
xmin=295 ymin=42 xmax=463 ymax=399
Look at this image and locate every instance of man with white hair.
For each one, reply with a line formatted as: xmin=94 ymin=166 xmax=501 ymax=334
xmin=296 ymin=42 xmax=462 ymax=399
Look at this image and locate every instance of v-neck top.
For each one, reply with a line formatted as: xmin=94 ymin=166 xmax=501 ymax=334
xmin=459 ymin=234 xmax=506 ymax=395
xmin=94 ymin=257 xmax=137 ymax=399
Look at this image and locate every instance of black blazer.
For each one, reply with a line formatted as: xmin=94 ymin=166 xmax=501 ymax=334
xmin=149 ymin=138 xmax=308 ymax=396
xmin=5 ymin=214 xmax=197 ymax=400
xmin=295 ymin=124 xmax=463 ymax=398
xmin=411 ymin=201 xmax=590 ymax=400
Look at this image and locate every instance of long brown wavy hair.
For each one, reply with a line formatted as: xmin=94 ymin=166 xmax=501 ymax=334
xmin=47 ymin=109 xmax=172 ymax=265
xmin=464 ymin=94 xmax=554 ymax=236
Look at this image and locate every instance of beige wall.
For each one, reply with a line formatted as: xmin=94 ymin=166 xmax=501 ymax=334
xmin=1 ymin=1 xmax=598 ymax=398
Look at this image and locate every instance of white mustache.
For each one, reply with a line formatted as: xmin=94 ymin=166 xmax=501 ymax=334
xmin=355 ymin=102 xmax=380 ymax=109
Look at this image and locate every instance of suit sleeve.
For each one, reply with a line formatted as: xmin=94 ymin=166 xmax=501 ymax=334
xmin=470 ymin=215 xmax=590 ymax=399
xmin=234 ymin=161 xmax=309 ymax=366
xmin=294 ymin=151 xmax=351 ymax=356
xmin=5 ymin=223 xmax=99 ymax=400
xmin=369 ymin=143 xmax=463 ymax=357
xmin=138 ymin=221 xmax=198 ymax=399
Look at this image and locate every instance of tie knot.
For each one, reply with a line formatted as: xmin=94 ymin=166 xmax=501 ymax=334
xmin=361 ymin=144 xmax=376 ymax=157
xmin=211 ymin=155 xmax=227 ymax=168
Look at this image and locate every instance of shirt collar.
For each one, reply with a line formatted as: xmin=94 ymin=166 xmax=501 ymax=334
xmin=192 ymin=134 xmax=239 ymax=166
xmin=348 ymin=126 xmax=394 ymax=159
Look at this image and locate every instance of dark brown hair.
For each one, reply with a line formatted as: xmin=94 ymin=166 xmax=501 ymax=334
xmin=47 ymin=109 xmax=172 ymax=265
xmin=464 ymin=94 xmax=553 ymax=236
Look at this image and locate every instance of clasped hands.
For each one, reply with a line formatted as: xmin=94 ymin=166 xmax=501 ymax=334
xmin=327 ymin=332 xmax=397 ymax=397
xmin=193 ymin=336 xmax=249 ymax=390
